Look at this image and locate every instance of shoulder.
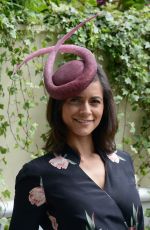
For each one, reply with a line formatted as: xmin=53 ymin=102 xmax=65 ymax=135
xmin=16 ymin=152 xmax=54 ymax=185
xmin=106 ymin=149 xmax=134 ymax=171
xmin=115 ymin=150 xmax=135 ymax=176
xmin=116 ymin=149 xmax=133 ymax=165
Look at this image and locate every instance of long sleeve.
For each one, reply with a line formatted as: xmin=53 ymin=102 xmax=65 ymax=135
xmin=9 ymin=164 xmax=52 ymax=230
xmin=9 ymin=148 xmax=144 ymax=230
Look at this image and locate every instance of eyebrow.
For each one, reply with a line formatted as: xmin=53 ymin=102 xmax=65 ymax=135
xmin=91 ymin=96 xmax=103 ymax=101
xmin=71 ymin=96 xmax=103 ymax=101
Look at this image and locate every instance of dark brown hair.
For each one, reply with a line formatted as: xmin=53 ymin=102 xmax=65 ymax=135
xmin=43 ymin=65 xmax=118 ymax=154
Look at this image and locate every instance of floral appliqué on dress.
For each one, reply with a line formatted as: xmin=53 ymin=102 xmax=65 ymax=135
xmin=85 ymin=211 xmax=103 ymax=230
xmin=85 ymin=210 xmax=137 ymax=230
xmin=85 ymin=210 xmax=95 ymax=230
xmin=129 ymin=204 xmax=139 ymax=229
xmin=128 ymin=228 xmax=136 ymax=230
xmin=28 ymin=178 xmax=46 ymax=207
xmin=49 ymin=154 xmax=76 ymax=169
xmin=107 ymin=150 xmax=126 ymax=163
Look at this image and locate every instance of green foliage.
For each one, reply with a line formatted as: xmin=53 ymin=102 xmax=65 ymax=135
xmin=145 ymin=208 xmax=150 ymax=229
xmin=93 ymin=8 xmax=150 ymax=179
xmin=1 ymin=0 xmax=150 ymax=172
xmin=0 ymin=0 xmax=149 ymax=220
xmin=42 ymin=4 xmax=150 ymax=181
xmin=118 ymin=0 xmax=147 ymax=10
xmin=145 ymin=208 xmax=150 ymax=217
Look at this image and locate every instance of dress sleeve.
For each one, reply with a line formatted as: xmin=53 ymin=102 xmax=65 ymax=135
xmin=125 ymin=152 xmax=145 ymax=229
xmin=127 ymin=153 xmax=141 ymax=189
xmin=9 ymin=163 xmax=53 ymax=230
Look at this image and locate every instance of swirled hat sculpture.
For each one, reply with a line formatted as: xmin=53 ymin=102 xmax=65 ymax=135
xmin=15 ymin=14 xmax=98 ymax=99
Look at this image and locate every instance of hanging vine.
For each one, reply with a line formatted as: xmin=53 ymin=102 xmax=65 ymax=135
xmin=0 ymin=0 xmax=149 ymax=192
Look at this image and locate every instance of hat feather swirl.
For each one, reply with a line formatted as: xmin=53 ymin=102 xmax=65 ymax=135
xmin=15 ymin=14 xmax=98 ymax=99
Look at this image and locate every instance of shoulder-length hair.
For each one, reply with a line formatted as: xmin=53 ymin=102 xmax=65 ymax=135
xmin=43 ymin=65 xmax=118 ymax=154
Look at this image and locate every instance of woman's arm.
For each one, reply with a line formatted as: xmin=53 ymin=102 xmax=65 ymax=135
xmin=9 ymin=164 xmax=52 ymax=230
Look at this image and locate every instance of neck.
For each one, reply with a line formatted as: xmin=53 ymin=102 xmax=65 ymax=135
xmin=67 ymin=134 xmax=95 ymax=159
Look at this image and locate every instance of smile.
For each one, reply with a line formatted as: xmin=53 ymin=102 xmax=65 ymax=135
xmin=74 ymin=119 xmax=94 ymax=123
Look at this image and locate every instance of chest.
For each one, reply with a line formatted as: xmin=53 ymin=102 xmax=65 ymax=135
xmin=42 ymin=161 xmax=137 ymax=229
xmin=79 ymin=154 xmax=105 ymax=189
xmin=43 ymin=157 xmax=135 ymax=210
xmin=42 ymin=156 xmax=142 ymax=229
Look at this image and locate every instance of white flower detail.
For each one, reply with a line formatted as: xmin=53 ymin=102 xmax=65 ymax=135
xmin=49 ymin=155 xmax=69 ymax=169
xmin=49 ymin=154 xmax=76 ymax=169
xmin=107 ymin=151 xmax=126 ymax=163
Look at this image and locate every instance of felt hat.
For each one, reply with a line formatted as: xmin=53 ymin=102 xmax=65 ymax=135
xmin=15 ymin=15 xmax=98 ymax=99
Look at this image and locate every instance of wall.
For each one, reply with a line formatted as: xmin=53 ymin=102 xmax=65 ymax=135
xmin=0 ymin=31 xmax=149 ymax=200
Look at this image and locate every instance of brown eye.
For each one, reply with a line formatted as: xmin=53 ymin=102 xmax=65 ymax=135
xmin=70 ymin=98 xmax=78 ymax=102
xmin=90 ymin=99 xmax=101 ymax=105
xmin=69 ymin=97 xmax=81 ymax=104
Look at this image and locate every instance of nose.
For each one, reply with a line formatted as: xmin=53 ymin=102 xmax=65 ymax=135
xmin=79 ymin=102 xmax=92 ymax=115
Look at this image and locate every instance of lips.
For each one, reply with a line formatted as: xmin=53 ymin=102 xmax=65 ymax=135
xmin=74 ymin=118 xmax=94 ymax=123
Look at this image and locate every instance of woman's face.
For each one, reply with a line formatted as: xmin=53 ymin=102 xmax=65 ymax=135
xmin=62 ymin=80 xmax=104 ymax=139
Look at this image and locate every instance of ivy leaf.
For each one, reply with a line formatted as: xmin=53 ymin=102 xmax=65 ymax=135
xmin=40 ymin=95 xmax=47 ymax=103
xmin=145 ymin=208 xmax=150 ymax=218
xmin=128 ymin=122 xmax=136 ymax=134
xmin=0 ymin=217 xmax=9 ymax=226
xmin=104 ymin=12 xmax=114 ymax=22
xmin=0 ymin=104 xmax=4 ymax=109
xmin=145 ymin=42 xmax=150 ymax=49
xmin=0 ymin=84 xmax=4 ymax=96
xmin=23 ymin=100 xmax=37 ymax=110
xmin=125 ymin=77 xmax=132 ymax=85
xmin=24 ymin=39 xmax=31 ymax=46
xmin=1 ymin=189 xmax=11 ymax=198
xmin=0 ymin=146 xmax=9 ymax=154
xmin=131 ymin=94 xmax=139 ymax=102
xmin=10 ymin=29 xmax=17 ymax=39
xmin=114 ymin=95 xmax=123 ymax=104
xmin=0 ymin=115 xmax=4 ymax=121
xmin=130 ymin=145 xmax=138 ymax=154
xmin=0 ymin=122 xmax=9 ymax=137
xmin=28 ymin=122 xmax=38 ymax=137
xmin=8 ymin=86 xmax=17 ymax=95
xmin=122 ymin=88 xmax=128 ymax=96
xmin=93 ymin=25 xmax=99 ymax=34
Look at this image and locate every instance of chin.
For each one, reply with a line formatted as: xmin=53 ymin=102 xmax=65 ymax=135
xmin=74 ymin=131 xmax=93 ymax=137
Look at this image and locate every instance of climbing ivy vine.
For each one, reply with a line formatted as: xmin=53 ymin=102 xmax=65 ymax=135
xmin=0 ymin=0 xmax=150 ymax=196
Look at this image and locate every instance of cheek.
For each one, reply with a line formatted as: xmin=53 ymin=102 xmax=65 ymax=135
xmin=62 ymin=105 xmax=73 ymax=123
xmin=96 ymin=107 xmax=104 ymax=120
xmin=62 ymin=104 xmax=77 ymax=118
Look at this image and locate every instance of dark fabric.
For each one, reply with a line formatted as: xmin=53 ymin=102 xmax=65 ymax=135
xmin=9 ymin=145 xmax=144 ymax=230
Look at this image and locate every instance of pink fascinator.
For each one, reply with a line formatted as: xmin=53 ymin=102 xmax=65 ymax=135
xmin=15 ymin=15 xmax=98 ymax=99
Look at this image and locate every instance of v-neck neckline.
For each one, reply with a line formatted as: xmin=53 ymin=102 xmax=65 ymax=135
xmin=62 ymin=144 xmax=108 ymax=191
xmin=77 ymin=162 xmax=127 ymax=226
xmin=79 ymin=154 xmax=106 ymax=191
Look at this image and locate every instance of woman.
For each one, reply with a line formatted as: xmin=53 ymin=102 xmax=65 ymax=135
xmin=9 ymin=15 xmax=144 ymax=230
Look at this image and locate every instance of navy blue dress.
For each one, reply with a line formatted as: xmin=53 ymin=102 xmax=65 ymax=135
xmin=9 ymin=145 xmax=144 ymax=230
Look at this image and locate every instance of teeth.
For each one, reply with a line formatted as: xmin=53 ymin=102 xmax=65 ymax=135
xmin=75 ymin=119 xmax=93 ymax=123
